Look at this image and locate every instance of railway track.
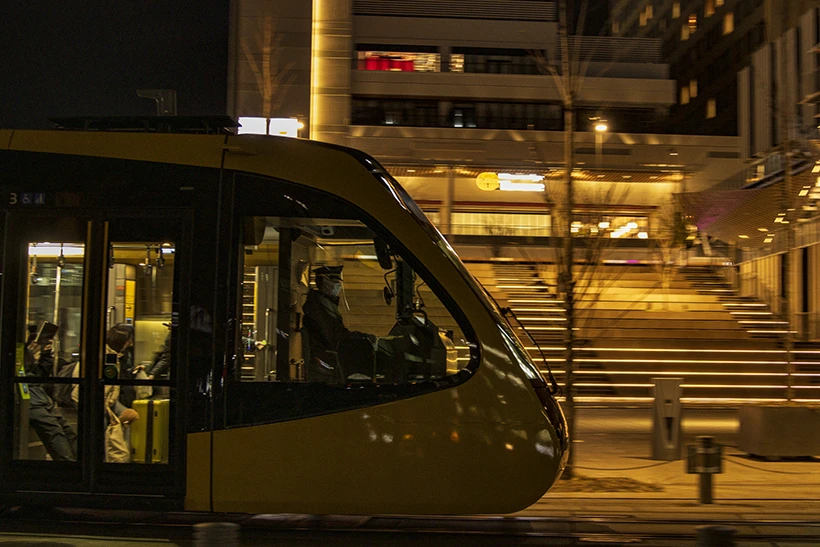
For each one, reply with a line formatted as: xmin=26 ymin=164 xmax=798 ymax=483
xmin=1 ymin=508 xmax=819 ymax=546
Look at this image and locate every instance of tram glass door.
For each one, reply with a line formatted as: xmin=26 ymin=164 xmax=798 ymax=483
xmin=0 ymin=212 xmax=184 ymax=500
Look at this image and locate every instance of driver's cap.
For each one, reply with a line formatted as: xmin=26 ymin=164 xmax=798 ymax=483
xmin=313 ymin=265 xmax=343 ymax=279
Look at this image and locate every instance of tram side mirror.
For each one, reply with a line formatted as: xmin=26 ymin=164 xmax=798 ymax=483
xmin=383 ymin=285 xmax=394 ymax=306
xmin=374 ymin=236 xmax=393 ymax=270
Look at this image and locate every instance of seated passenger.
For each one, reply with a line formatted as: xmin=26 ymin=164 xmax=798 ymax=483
xmin=302 ymin=265 xmax=374 ymax=383
xmin=104 ymin=324 xmax=139 ymax=423
xmin=24 ymin=324 xmax=78 ymax=461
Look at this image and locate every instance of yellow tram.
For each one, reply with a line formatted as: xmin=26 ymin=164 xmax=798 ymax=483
xmin=0 ymin=122 xmax=567 ymax=514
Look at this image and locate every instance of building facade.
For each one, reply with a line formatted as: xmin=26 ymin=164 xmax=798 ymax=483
xmin=235 ymin=0 xmax=745 ymax=244
xmin=610 ymin=0 xmax=769 ymax=136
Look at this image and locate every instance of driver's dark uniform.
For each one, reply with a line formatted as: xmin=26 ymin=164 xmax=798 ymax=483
xmin=302 ymin=288 xmax=350 ymax=383
xmin=302 ymin=263 xmax=379 ymax=383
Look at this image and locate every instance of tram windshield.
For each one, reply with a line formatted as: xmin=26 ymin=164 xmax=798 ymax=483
xmin=234 ymin=171 xmax=476 ymax=386
xmin=238 ymin=215 xmax=470 ymax=384
xmin=366 ymin=164 xmax=546 ymax=385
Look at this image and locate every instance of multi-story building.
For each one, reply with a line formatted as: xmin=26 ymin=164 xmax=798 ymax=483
xmin=610 ymin=0 xmax=769 ymax=136
xmin=1 ymin=0 xmax=747 ymax=244
xmin=235 ymin=0 xmax=744 ymax=243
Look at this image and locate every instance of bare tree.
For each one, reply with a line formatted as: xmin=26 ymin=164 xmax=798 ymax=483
xmin=239 ymin=12 xmax=296 ymax=120
xmin=650 ymin=199 xmax=689 ymax=310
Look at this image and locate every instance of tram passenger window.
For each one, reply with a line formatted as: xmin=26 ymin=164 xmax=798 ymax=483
xmin=102 ymin=242 xmax=174 ymax=464
xmin=14 ymin=241 xmax=84 ymax=461
xmin=237 ymin=216 xmax=468 ymax=386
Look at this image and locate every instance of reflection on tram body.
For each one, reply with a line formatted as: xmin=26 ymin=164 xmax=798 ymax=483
xmin=14 ymin=240 xmax=175 ymax=464
xmin=239 ymin=217 xmax=464 ymax=385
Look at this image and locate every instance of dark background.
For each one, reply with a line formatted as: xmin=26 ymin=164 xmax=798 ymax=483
xmin=1 ymin=1 xmax=231 ymax=129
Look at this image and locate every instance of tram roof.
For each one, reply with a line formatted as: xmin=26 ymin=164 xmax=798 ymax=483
xmin=0 ymin=127 xmax=415 ymax=227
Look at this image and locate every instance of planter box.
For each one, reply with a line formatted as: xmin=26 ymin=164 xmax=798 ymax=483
xmin=738 ymin=405 xmax=820 ymax=458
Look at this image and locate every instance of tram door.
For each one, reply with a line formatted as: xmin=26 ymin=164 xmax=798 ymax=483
xmin=0 ymin=212 xmax=184 ymax=501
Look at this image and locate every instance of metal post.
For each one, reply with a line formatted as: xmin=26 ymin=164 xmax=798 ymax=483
xmin=441 ymin=167 xmax=455 ymax=236
xmin=699 ymin=466 xmax=713 ymax=504
xmin=558 ymin=0 xmax=576 ymax=479
xmin=698 ymin=436 xmax=716 ymax=504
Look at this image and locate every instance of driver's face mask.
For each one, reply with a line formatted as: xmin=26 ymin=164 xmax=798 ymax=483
xmin=320 ymin=276 xmax=343 ymax=298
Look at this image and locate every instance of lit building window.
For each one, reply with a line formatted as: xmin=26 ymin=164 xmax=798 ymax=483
xmin=690 ymin=79 xmax=698 ymax=98
xmin=716 ymin=0 xmax=724 ymax=6
xmin=688 ymin=13 xmax=698 ymax=34
xmin=681 ymin=23 xmax=690 ymax=41
xmin=705 ymin=0 xmax=715 ymax=17
xmin=645 ymin=3 xmax=653 ymax=19
xmin=706 ymin=98 xmax=717 ymax=119
xmin=449 ymin=53 xmax=464 ymax=72
xmin=672 ymin=2 xmax=680 ymax=18
xmin=723 ymin=12 xmax=734 ymax=35
xmin=680 ymin=87 xmax=690 ymax=104
xmin=640 ymin=11 xmax=647 ymax=26
xmin=357 ymin=51 xmax=441 ymax=72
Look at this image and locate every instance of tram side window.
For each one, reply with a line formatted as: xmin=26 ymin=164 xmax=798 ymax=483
xmin=14 ymin=240 xmax=85 ymax=462
xmin=237 ymin=215 xmax=469 ymax=387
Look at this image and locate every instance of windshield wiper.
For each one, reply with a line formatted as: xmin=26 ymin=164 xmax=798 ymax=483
xmin=500 ymin=306 xmax=561 ymax=396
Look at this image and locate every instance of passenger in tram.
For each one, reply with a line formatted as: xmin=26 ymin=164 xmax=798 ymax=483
xmin=302 ymin=265 xmax=376 ymax=383
xmin=104 ymin=324 xmax=139 ymax=424
xmin=144 ymin=329 xmax=171 ymax=380
xmin=24 ymin=324 xmax=78 ymax=462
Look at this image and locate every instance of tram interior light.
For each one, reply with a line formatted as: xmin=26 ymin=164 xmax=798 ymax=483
xmin=28 ymin=244 xmax=85 ymax=257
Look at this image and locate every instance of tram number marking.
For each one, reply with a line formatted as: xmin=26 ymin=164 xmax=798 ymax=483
xmin=8 ymin=193 xmax=46 ymax=206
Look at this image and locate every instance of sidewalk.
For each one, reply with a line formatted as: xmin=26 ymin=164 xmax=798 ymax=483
xmin=517 ymin=406 xmax=820 ymax=522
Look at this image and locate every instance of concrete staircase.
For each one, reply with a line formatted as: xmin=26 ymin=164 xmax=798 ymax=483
xmin=681 ymin=265 xmax=791 ymax=339
xmin=467 ymin=261 xmax=820 ymax=404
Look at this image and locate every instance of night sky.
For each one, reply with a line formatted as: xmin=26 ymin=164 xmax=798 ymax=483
xmin=1 ymin=1 xmax=231 ymax=129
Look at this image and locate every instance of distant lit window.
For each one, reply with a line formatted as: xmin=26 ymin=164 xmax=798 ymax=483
xmin=690 ymin=79 xmax=698 ymax=98
xmin=640 ymin=11 xmax=647 ymax=26
xmin=645 ymin=4 xmax=653 ymax=19
xmin=723 ymin=12 xmax=734 ymax=35
xmin=705 ymin=0 xmax=715 ymax=17
xmin=357 ymin=51 xmax=440 ymax=72
xmin=449 ymin=53 xmax=465 ymax=72
xmin=672 ymin=2 xmax=680 ymax=18
xmin=680 ymin=87 xmax=690 ymax=105
xmin=450 ymin=212 xmax=551 ymax=237
xmin=681 ymin=23 xmax=690 ymax=41
xmin=688 ymin=14 xmax=698 ymax=34
xmin=716 ymin=0 xmax=724 ymax=6
xmin=706 ymin=98 xmax=717 ymax=119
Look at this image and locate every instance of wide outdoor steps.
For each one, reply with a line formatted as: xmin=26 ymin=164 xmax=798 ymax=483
xmin=466 ymin=261 xmax=820 ymax=403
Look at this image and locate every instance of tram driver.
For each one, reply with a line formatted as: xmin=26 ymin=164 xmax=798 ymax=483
xmin=302 ymin=265 xmax=387 ymax=383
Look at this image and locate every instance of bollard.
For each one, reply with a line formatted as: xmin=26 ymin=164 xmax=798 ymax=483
xmin=651 ymin=377 xmax=683 ymax=460
xmin=696 ymin=524 xmax=736 ymax=546
xmin=686 ymin=435 xmax=723 ymax=504
xmin=194 ymin=522 xmax=240 ymax=547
